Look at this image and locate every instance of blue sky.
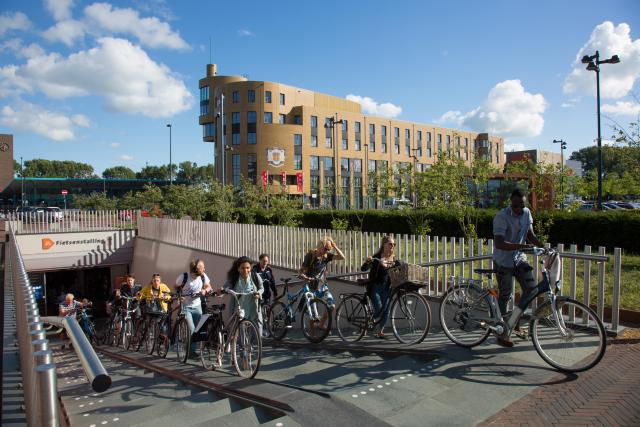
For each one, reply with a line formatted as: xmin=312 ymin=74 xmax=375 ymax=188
xmin=1 ymin=0 xmax=639 ymax=175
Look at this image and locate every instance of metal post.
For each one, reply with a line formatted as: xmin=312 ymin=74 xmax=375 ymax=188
xmin=35 ymin=363 xmax=59 ymax=427
xmin=595 ymin=54 xmax=603 ymax=210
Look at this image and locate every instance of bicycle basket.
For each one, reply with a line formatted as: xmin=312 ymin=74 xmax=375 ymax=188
xmin=143 ymin=299 xmax=165 ymax=316
xmin=388 ymin=263 xmax=409 ymax=288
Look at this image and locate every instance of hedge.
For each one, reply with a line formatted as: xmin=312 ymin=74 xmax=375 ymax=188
xmin=238 ymin=209 xmax=640 ymax=254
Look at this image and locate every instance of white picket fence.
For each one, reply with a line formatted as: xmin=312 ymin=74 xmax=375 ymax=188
xmin=138 ymin=216 xmax=623 ymax=329
xmin=3 ymin=209 xmax=139 ymax=234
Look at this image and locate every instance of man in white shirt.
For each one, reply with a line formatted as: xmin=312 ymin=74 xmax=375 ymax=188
xmin=175 ymin=259 xmax=213 ymax=357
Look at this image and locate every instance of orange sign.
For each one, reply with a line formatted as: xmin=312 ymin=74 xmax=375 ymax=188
xmin=41 ymin=238 xmax=55 ymax=250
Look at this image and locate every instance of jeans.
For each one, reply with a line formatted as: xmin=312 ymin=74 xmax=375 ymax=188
xmin=370 ymin=283 xmax=390 ymax=329
xmin=495 ymin=262 xmax=537 ymax=315
xmin=184 ymin=304 xmax=202 ymax=353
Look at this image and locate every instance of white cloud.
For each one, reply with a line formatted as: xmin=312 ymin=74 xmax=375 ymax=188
xmin=346 ymin=94 xmax=402 ymax=118
xmin=437 ymin=80 xmax=546 ymax=138
xmin=0 ymin=12 xmax=32 ymax=37
xmin=0 ymin=101 xmax=89 ymax=141
xmin=563 ymin=21 xmax=640 ymax=99
xmin=109 ymin=142 xmax=121 ymax=148
xmin=602 ymin=101 xmax=640 ymax=116
xmin=2 ymin=37 xmax=193 ymax=117
xmin=560 ymin=97 xmax=581 ymax=108
xmin=120 ymin=154 xmax=133 ymax=161
xmin=42 ymin=19 xmax=86 ymax=46
xmin=83 ymin=3 xmax=189 ymax=50
xmin=44 ymin=0 xmax=75 ymax=22
xmin=237 ymin=29 xmax=254 ymax=37
xmin=1 ymin=38 xmax=46 ymax=59
xmin=133 ymin=0 xmax=174 ymax=22
xmin=504 ymin=143 xmax=526 ymax=152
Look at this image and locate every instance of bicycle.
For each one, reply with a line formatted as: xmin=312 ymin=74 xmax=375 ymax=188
xmin=104 ymin=296 xmax=138 ymax=348
xmin=197 ymin=289 xmax=262 ymax=378
xmin=335 ymin=260 xmax=432 ymax=344
xmin=76 ymin=305 xmax=100 ymax=347
xmin=268 ymin=274 xmax=333 ymax=344
xmin=439 ymin=247 xmax=607 ymax=373
xmin=129 ymin=295 xmax=170 ymax=355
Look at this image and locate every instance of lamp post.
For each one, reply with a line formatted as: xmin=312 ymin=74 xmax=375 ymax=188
xmin=20 ymin=156 xmax=25 ymax=208
xmin=166 ymin=124 xmax=172 ymax=184
xmin=364 ymin=143 xmax=369 ymax=208
xmin=581 ymin=50 xmax=620 ymax=210
xmin=324 ymin=115 xmax=344 ymax=208
xmin=553 ymin=139 xmax=567 ymax=209
xmin=410 ymin=148 xmax=420 ymax=208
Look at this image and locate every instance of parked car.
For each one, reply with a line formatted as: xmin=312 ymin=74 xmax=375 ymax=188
xmin=579 ymin=203 xmax=595 ymax=211
xmin=383 ymin=198 xmax=412 ymax=209
xmin=602 ymin=202 xmax=621 ymax=210
xmin=45 ymin=207 xmax=64 ymax=221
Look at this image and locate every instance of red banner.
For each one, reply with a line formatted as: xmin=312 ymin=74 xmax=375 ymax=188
xmin=261 ymin=170 xmax=268 ymax=187
xmin=296 ymin=173 xmax=303 ymax=192
xmin=281 ymin=171 xmax=286 ymax=185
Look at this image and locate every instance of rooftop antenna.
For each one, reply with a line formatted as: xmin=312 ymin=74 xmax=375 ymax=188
xmin=209 ymin=36 xmax=212 ymax=64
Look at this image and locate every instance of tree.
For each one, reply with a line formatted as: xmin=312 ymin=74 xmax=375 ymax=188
xmin=177 ymin=161 xmax=214 ymax=184
xmin=162 ymin=184 xmax=208 ymax=220
xmin=265 ymin=187 xmax=302 ymax=227
xmin=103 ymin=166 xmax=136 ymax=180
xmin=206 ymin=180 xmax=237 ymax=223
xmin=136 ymin=164 xmax=177 ymax=180
xmin=73 ymin=192 xmax=117 ymax=210
xmin=237 ymin=176 xmax=267 ymax=224
xmin=118 ymin=184 xmax=163 ymax=214
xmin=23 ymin=159 xmax=95 ymax=178
xmin=13 ymin=160 xmax=21 ymax=177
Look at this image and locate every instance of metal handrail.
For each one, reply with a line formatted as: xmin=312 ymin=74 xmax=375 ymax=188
xmin=41 ymin=316 xmax=111 ymax=393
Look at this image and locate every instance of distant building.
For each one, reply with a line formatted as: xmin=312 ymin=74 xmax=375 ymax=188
xmin=0 ymin=134 xmax=14 ymax=193
xmin=505 ymin=149 xmax=562 ymax=167
xmin=565 ymin=159 xmax=583 ymax=177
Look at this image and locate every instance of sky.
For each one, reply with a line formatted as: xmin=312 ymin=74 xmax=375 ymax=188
xmin=1 ymin=0 xmax=639 ymax=175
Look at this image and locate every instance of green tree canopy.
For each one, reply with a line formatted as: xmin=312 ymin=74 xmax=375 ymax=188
xmin=73 ymin=192 xmax=117 ymax=210
xmin=136 ymin=164 xmax=177 ymax=180
xmin=103 ymin=166 xmax=136 ymax=180
xmin=23 ymin=159 xmax=95 ymax=178
xmin=176 ymin=161 xmax=214 ymax=184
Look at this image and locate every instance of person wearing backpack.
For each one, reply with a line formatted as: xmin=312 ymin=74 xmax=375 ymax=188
xmin=175 ymin=259 xmax=213 ymax=358
xmin=224 ymin=256 xmax=264 ymax=335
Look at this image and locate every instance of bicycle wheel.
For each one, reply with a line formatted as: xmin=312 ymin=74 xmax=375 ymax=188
xmin=439 ymin=284 xmax=492 ymax=348
xmin=157 ymin=318 xmax=171 ymax=358
xmin=104 ymin=314 xmax=118 ymax=346
xmin=301 ymin=297 xmax=332 ymax=343
xmin=122 ymin=319 xmax=134 ymax=350
xmin=200 ymin=328 xmax=223 ymax=370
xmin=335 ymin=295 xmax=368 ymax=342
xmin=175 ymin=317 xmax=190 ymax=363
xmin=145 ymin=319 xmax=158 ymax=355
xmin=260 ymin=304 xmax=271 ymax=338
xmin=531 ymin=297 xmax=606 ymax=373
xmin=86 ymin=321 xmax=100 ymax=347
xmin=135 ymin=319 xmax=148 ymax=352
xmin=268 ymin=301 xmax=289 ymax=341
xmin=232 ymin=319 xmax=261 ymax=379
xmin=390 ymin=290 xmax=431 ymax=345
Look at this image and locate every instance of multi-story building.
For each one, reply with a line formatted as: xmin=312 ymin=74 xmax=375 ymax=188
xmin=199 ymin=64 xmax=505 ymax=208
xmin=505 ymin=149 xmax=562 ymax=168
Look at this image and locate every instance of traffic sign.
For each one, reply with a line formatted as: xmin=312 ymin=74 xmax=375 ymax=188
xmin=61 ymin=189 xmax=68 ymax=195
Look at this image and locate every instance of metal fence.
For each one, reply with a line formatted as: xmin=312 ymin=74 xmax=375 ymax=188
xmin=138 ymin=217 xmax=623 ymax=329
xmin=2 ymin=209 xmax=139 ymax=234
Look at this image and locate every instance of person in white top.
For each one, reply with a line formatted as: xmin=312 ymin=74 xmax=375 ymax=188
xmin=175 ymin=259 xmax=213 ymax=357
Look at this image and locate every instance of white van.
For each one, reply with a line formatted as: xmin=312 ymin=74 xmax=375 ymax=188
xmin=383 ymin=198 xmax=412 ymax=209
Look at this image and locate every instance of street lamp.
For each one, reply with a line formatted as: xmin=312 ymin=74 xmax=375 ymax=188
xmin=166 ymin=124 xmax=172 ymax=184
xmin=20 ymin=156 xmax=25 ymax=207
xmin=410 ymin=148 xmax=420 ymax=208
xmin=324 ymin=115 xmax=344 ymax=208
xmin=581 ymin=50 xmax=620 ymax=210
xmin=553 ymin=139 xmax=567 ymax=209
xmin=364 ymin=143 xmax=369 ymax=208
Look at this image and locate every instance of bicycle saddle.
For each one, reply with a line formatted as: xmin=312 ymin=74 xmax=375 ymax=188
xmin=474 ymin=268 xmax=494 ymax=275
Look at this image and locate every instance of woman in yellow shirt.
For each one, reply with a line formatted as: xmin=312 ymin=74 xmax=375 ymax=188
xmin=137 ymin=274 xmax=172 ymax=313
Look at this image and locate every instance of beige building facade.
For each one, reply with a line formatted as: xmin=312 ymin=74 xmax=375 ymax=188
xmin=199 ymin=64 xmax=505 ymax=208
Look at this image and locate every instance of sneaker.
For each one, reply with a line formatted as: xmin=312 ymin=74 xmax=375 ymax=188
xmin=496 ymin=335 xmax=514 ymax=348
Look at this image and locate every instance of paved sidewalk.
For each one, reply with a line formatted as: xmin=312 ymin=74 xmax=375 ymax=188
xmin=479 ymin=340 xmax=640 ymax=427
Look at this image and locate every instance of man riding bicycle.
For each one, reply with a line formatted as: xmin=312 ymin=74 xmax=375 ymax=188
xmin=493 ymin=188 xmax=545 ymax=347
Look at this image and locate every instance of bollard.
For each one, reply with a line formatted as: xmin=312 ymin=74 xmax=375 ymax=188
xmin=29 ymin=321 xmax=43 ymax=332
xmin=34 ymin=349 xmax=53 ymax=366
xmin=32 ymin=338 xmax=50 ymax=352
xmin=35 ymin=364 xmax=60 ymax=427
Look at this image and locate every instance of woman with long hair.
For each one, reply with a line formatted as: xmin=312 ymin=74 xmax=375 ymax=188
xmin=224 ymin=256 xmax=264 ymax=332
xmin=361 ymin=235 xmax=400 ymax=339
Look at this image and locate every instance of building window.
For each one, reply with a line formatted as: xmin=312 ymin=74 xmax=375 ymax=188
xmin=247 ymin=111 xmax=256 ymax=144
xmin=232 ymin=91 xmax=239 ymax=103
xmin=446 ymin=135 xmax=451 ymax=152
xmin=369 ymin=123 xmax=375 ymax=135
xmin=247 ymin=111 xmax=256 ymax=123
xmin=427 ymin=132 xmax=432 ymax=157
xmin=368 ymin=159 xmax=376 ymax=172
xmin=200 ymin=103 xmax=209 ymax=116
xmin=417 ymin=130 xmax=422 ymax=141
xmin=248 ymin=90 xmax=255 ymax=103
xmin=294 ymin=154 xmax=302 ymax=170
xmin=341 ymin=158 xmax=350 ymax=173
xmin=279 ymin=114 xmax=286 ymax=124
xmin=382 ymin=125 xmax=387 ymax=137
xmin=233 ymin=134 xmax=240 ymax=145
xmin=394 ymin=127 xmax=399 ymax=138
xmin=353 ymin=158 xmax=362 ymax=173
xmin=355 ymin=121 xmax=361 ymax=133
xmin=323 ymin=156 xmax=334 ymax=172
xmin=369 ymin=124 xmax=375 ymax=152
xmin=325 ymin=137 xmax=332 ymax=148
xmin=200 ymin=86 xmax=209 ymax=102
xmin=381 ymin=140 xmax=387 ymax=153
xmin=311 ymin=116 xmax=317 ymax=128
xmin=437 ymin=134 xmax=442 ymax=152
xmin=232 ymin=112 xmax=240 ymax=124
xmin=279 ymin=93 xmax=285 ymax=105
xmin=355 ymin=138 xmax=361 ymax=151
xmin=202 ymin=123 xmax=215 ymax=138
xmin=342 ymin=138 xmax=348 ymax=150
xmin=264 ymin=112 xmax=273 ymax=123
xmin=247 ymin=133 xmax=256 ymax=144
xmin=248 ymin=153 xmax=257 ymax=184
xmin=341 ymin=120 xmax=348 ymax=132
xmin=310 ymin=156 xmax=319 ymax=170
xmin=405 ymin=139 xmax=410 ymax=155
xmin=394 ymin=142 xmax=400 ymax=155
xmin=232 ymin=154 xmax=241 ymax=187
xmin=294 ymin=115 xmax=301 ymax=125
xmin=294 ymin=134 xmax=302 ymax=146
xmin=232 ymin=112 xmax=240 ymax=145
xmin=311 ymin=135 xmax=317 ymax=147
xmin=265 ymin=91 xmax=272 ymax=103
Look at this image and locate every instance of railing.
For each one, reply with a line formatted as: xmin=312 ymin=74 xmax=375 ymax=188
xmin=6 ymin=225 xmax=59 ymax=426
xmin=2 ymin=209 xmax=139 ymax=234
xmin=138 ymin=217 xmax=623 ymax=330
xmin=5 ymin=223 xmax=112 ymax=426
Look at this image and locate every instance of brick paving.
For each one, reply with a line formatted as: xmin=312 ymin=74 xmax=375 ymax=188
xmin=478 ymin=340 xmax=640 ymax=426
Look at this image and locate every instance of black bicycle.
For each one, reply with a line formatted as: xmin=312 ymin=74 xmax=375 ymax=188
xmin=335 ymin=260 xmax=432 ymax=344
